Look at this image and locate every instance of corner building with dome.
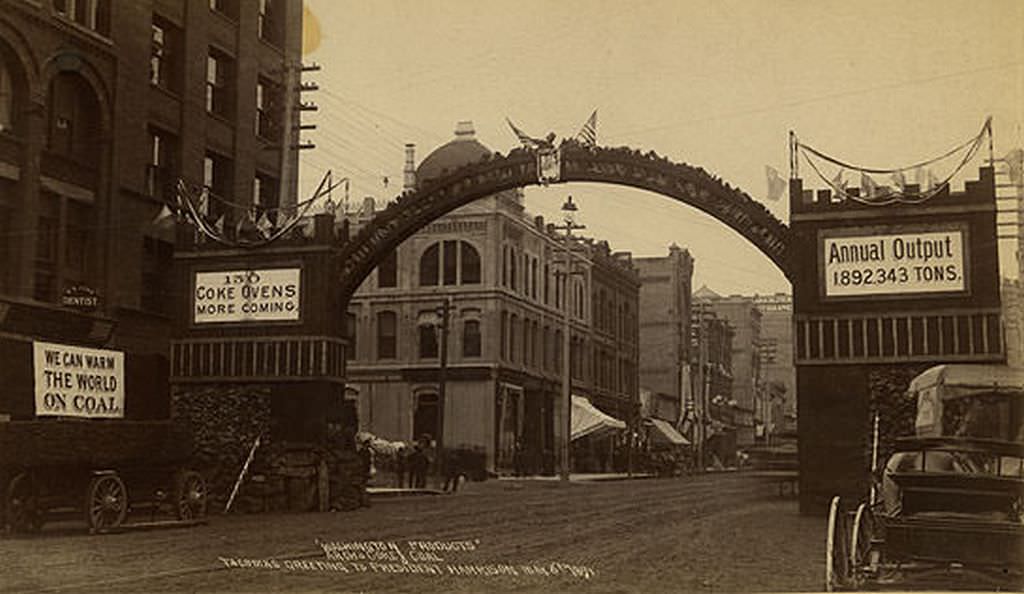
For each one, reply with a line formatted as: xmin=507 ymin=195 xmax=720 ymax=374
xmin=344 ymin=122 xmax=640 ymax=476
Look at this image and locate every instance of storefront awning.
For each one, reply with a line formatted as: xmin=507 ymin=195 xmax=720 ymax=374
xmin=571 ymin=396 xmax=626 ymax=441
xmin=646 ymin=417 xmax=690 ymax=446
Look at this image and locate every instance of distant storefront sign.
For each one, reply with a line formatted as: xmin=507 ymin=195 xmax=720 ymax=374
xmin=821 ymin=228 xmax=967 ymax=298
xmin=193 ymin=268 xmax=301 ymax=324
xmin=61 ymin=284 xmax=100 ymax=312
xmin=33 ymin=341 xmax=125 ymax=418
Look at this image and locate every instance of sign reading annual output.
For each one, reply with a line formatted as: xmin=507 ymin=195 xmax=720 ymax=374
xmin=194 ymin=268 xmax=301 ymax=324
xmin=822 ymin=228 xmax=966 ymax=298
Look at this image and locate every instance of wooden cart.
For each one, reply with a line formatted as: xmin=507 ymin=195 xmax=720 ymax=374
xmin=0 ymin=420 xmax=207 ymax=534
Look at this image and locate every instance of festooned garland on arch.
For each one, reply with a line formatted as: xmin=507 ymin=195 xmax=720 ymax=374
xmin=791 ymin=117 xmax=992 ymax=207
xmin=165 ymin=171 xmax=348 ymax=248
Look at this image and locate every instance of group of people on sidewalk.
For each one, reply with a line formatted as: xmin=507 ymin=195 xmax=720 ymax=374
xmin=393 ymin=433 xmax=432 ymax=489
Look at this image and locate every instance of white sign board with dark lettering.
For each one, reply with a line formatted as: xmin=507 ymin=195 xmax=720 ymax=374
xmin=822 ymin=229 xmax=966 ymax=298
xmin=33 ymin=341 xmax=125 ymax=418
xmin=193 ymin=268 xmax=301 ymax=324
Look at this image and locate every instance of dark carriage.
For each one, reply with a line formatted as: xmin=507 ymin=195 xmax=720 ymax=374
xmin=825 ymin=364 xmax=1024 ymax=591
xmin=0 ymin=419 xmax=207 ymax=534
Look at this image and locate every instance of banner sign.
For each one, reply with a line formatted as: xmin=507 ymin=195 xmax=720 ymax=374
xmin=33 ymin=341 xmax=124 ymax=418
xmin=194 ymin=268 xmax=301 ymax=324
xmin=822 ymin=228 xmax=967 ymax=298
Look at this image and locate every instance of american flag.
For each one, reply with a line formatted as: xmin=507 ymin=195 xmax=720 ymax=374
xmin=575 ymin=109 xmax=597 ymax=146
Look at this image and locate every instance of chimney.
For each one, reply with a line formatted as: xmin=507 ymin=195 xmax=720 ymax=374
xmin=403 ymin=143 xmax=416 ymax=192
xmin=454 ymin=120 xmax=475 ymax=140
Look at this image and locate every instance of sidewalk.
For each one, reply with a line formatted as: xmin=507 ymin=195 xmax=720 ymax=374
xmin=498 ymin=472 xmax=657 ymax=482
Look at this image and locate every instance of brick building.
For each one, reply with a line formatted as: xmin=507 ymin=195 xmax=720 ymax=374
xmin=344 ymin=122 xmax=640 ymax=474
xmin=0 ymin=0 xmax=303 ymax=419
xmin=635 ymin=244 xmax=693 ymax=423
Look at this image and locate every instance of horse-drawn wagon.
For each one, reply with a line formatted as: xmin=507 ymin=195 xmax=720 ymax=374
xmin=825 ymin=364 xmax=1024 ymax=591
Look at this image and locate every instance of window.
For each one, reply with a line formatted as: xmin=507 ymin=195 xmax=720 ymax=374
xmin=33 ymin=191 xmax=94 ymax=304
xmin=257 ymin=0 xmax=284 ymax=47
xmin=55 ymin=0 xmax=110 ymax=36
xmin=510 ymin=249 xmax=517 ymax=291
xmin=47 ymin=72 xmax=100 ymax=167
xmin=543 ymin=264 xmax=550 ymax=304
xmin=345 ymin=312 xmax=356 ymax=360
xmin=206 ymin=48 xmax=234 ymax=118
xmin=0 ymin=55 xmax=15 ymax=133
xmin=463 ymin=320 xmax=481 ymax=358
xmin=461 ymin=242 xmax=480 ymax=284
xmin=500 ymin=311 xmax=508 ymax=360
xmin=255 ymin=77 xmax=281 ymax=141
xmin=253 ymin=171 xmax=279 ymax=222
xmin=150 ymin=16 xmax=181 ymax=93
xmin=202 ymin=152 xmax=231 ymax=221
xmin=147 ymin=127 xmax=177 ymax=202
xmin=443 ymin=240 xmax=457 ymax=285
xmin=420 ymin=243 xmax=439 ymax=286
xmin=377 ymin=250 xmax=397 ymax=288
xmin=420 ymin=240 xmax=480 ymax=286
xmin=141 ymin=236 xmax=173 ymax=313
xmin=209 ymin=0 xmax=238 ymax=20
xmin=509 ymin=314 xmax=518 ymax=363
xmin=530 ymin=258 xmax=538 ymax=300
xmin=377 ymin=311 xmax=397 ymax=359
xmin=419 ymin=323 xmax=438 ymax=359
xmin=501 ymin=245 xmax=509 ymax=287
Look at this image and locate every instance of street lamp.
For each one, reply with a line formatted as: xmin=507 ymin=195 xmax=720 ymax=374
xmin=420 ymin=298 xmax=454 ymax=485
xmin=555 ymin=195 xmax=584 ymax=482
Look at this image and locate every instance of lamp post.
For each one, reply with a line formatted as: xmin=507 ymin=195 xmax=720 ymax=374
xmin=435 ymin=298 xmax=453 ymax=484
xmin=555 ymin=196 xmax=584 ymax=482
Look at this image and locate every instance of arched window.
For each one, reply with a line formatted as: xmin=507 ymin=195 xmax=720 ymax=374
xmin=420 ymin=243 xmax=440 ymax=286
xmin=377 ymin=311 xmax=397 ymax=359
xmin=47 ymin=72 xmax=101 ymax=168
xmin=461 ymin=242 xmax=481 ymax=284
xmin=500 ymin=310 xmax=508 ymax=360
xmin=462 ymin=319 xmax=481 ymax=358
xmin=420 ymin=240 xmax=481 ymax=286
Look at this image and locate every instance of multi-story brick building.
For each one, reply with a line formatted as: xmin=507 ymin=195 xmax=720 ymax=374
xmin=751 ymin=292 xmax=796 ymax=432
xmin=344 ymin=122 xmax=640 ymax=474
xmin=690 ymin=298 xmax=735 ymax=464
xmin=0 ymin=0 xmax=303 ymax=418
xmin=692 ymin=286 xmax=761 ymax=447
xmin=635 ymin=245 xmax=693 ymax=424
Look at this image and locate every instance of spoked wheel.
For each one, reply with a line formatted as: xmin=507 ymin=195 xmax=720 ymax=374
xmin=85 ymin=473 xmax=127 ymax=533
xmin=849 ymin=503 xmax=878 ymax=588
xmin=825 ymin=496 xmax=852 ymax=591
xmin=6 ymin=472 xmax=44 ymax=533
xmin=173 ymin=470 xmax=207 ymax=521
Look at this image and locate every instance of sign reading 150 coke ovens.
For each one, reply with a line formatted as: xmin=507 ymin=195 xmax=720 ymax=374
xmin=193 ymin=268 xmax=301 ymax=324
xmin=820 ymin=226 xmax=968 ymax=298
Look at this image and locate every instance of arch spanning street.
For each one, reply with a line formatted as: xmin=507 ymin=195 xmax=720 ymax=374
xmin=337 ymin=142 xmax=791 ymax=301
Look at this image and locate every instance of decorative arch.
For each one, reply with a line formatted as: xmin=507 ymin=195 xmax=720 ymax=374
xmin=338 ymin=142 xmax=791 ymax=300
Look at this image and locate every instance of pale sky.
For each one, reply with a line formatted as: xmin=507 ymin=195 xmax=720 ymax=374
xmin=298 ymin=0 xmax=1023 ymax=295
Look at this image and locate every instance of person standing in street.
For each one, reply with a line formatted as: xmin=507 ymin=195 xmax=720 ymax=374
xmin=358 ymin=437 xmax=374 ymax=508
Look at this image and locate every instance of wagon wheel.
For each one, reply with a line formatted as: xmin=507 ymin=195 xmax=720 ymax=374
xmin=85 ymin=473 xmax=127 ymax=533
xmin=173 ymin=470 xmax=207 ymax=520
xmin=849 ymin=503 xmax=878 ymax=588
xmin=825 ymin=496 xmax=851 ymax=591
xmin=6 ymin=472 xmax=44 ymax=533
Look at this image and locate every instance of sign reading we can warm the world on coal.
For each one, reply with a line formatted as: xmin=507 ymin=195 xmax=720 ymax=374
xmin=33 ymin=341 xmax=125 ymax=418
xmin=194 ymin=268 xmax=301 ymax=324
xmin=822 ymin=228 xmax=967 ymax=298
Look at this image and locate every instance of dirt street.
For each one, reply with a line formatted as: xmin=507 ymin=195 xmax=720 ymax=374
xmin=0 ymin=473 xmax=824 ymax=593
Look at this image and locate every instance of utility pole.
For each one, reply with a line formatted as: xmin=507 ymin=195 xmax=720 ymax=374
xmin=436 ymin=297 xmax=452 ymax=483
xmin=554 ymin=196 xmax=584 ymax=482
